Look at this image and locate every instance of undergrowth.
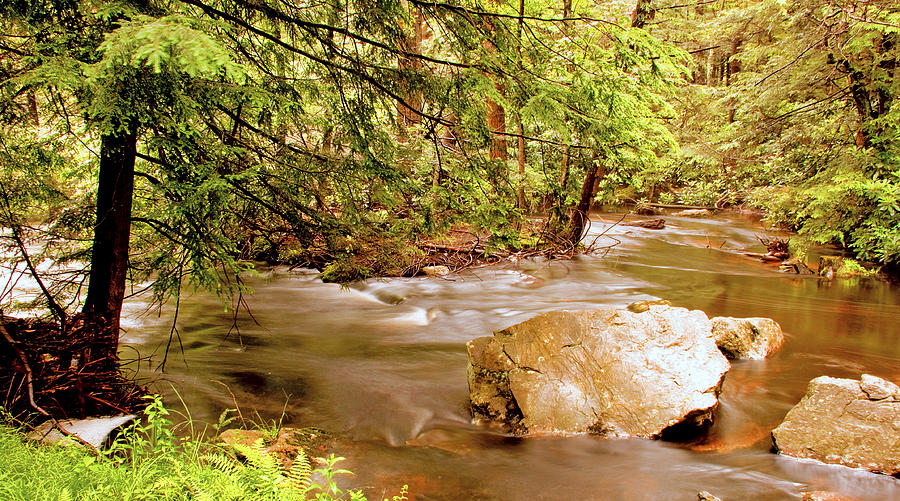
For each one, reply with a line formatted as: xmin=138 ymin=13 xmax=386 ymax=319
xmin=0 ymin=396 xmax=408 ymax=501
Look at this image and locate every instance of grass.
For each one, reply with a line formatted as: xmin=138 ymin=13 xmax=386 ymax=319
xmin=0 ymin=396 xmax=408 ymax=501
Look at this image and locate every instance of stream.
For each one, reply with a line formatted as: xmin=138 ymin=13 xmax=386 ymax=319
xmin=121 ymin=213 xmax=900 ymax=500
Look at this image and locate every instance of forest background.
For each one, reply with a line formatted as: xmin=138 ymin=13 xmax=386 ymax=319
xmin=0 ymin=0 xmax=898 ymax=416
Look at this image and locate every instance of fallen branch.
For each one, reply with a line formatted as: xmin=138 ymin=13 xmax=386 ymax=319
xmin=742 ymin=252 xmax=783 ymax=263
xmin=642 ymin=203 xmax=716 ymax=210
xmin=0 ymin=316 xmax=47 ymax=417
xmin=419 ymin=242 xmax=487 ymax=254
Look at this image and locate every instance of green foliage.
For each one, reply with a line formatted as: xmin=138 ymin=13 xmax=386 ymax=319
xmin=0 ymin=397 xmax=405 ymax=500
xmin=639 ymin=0 xmax=900 ymax=266
xmin=0 ymin=0 xmax=697 ymax=317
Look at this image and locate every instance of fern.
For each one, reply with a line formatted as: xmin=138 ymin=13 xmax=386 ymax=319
xmin=200 ymin=453 xmax=239 ymax=476
xmin=285 ymin=449 xmax=312 ymax=492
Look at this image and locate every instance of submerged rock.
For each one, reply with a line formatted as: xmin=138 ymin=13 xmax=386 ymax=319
xmin=635 ymin=204 xmax=661 ymax=216
xmin=422 ymin=265 xmax=451 ymax=277
xmin=802 ymin=491 xmax=862 ymax=501
xmin=772 ymin=374 xmax=900 ymax=476
xmin=779 ymin=258 xmax=815 ymax=275
xmin=623 ymin=218 xmax=666 ymax=230
xmin=467 ymin=305 xmax=730 ymax=437
xmin=710 ymin=317 xmax=785 ymax=359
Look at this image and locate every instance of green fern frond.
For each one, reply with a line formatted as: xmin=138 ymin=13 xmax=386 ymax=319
xmin=285 ymin=448 xmax=312 ymax=492
xmin=231 ymin=438 xmax=280 ymax=477
xmin=200 ymin=453 xmax=240 ymax=476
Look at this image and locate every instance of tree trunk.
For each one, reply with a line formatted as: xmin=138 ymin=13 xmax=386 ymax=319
xmin=630 ymin=0 xmax=654 ymax=29
xmin=568 ymin=160 xmax=602 ymax=245
xmin=706 ymin=48 xmax=716 ymax=86
xmin=483 ymin=0 xmax=507 ymax=161
xmin=487 ymin=91 xmax=507 ymax=160
xmin=515 ymin=0 xmax=526 ymax=209
xmin=397 ymin=4 xmax=425 ymax=133
xmin=82 ymin=126 xmax=137 ymax=368
xmin=516 ymin=116 xmax=526 ymax=209
xmin=27 ymin=91 xmax=39 ymax=126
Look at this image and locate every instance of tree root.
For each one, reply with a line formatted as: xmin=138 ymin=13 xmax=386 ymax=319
xmin=0 ymin=314 xmax=146 ymax=422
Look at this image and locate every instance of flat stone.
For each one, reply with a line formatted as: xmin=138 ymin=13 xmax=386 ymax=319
xmin=772 ymin=375 xmax=900 ymax=475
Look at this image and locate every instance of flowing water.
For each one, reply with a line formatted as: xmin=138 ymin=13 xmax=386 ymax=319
xmin=122 ymin=213 xmax=900 ymax=500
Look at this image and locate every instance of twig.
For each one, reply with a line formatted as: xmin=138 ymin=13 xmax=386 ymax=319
xmin=586 ymin=212 xmax=628 ymax=250
xmin=0 ymin=183 xmax=68 ymax=328
xmin=0 ymin=316 xmax=48 ymax=417
xmin=215 ymin=380 xmax=246 ymax=428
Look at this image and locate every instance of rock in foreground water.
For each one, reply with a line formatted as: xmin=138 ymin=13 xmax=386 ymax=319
xmin=467 ymin=305 xmax=731 ymax=437
xmin=772 ymin=374 xmax=900 ymax=476
xmin=711 ymin=316 xmax=785 ymax=359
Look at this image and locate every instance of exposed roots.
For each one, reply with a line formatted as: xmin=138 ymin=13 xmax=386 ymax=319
xmin=0 ymin=314 xmax=146 ymax=421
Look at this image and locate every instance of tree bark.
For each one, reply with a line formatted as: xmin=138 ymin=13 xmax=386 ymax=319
xmin=516 ymin=116 xmax=525 ymax=209
xmin=568 ymin=160 xmax=603 ymax=245
xmin=27 ymin=91 xmax=39 ymax=126
xmin=397 ymin=4 xmax=425 ymax=133
xmin=515 ymin=0 xmax=526 ymax=209
xmin=82 ymin=126 xmax=138 ymax=368
xmin=487 ymin=90 xmax=507 ymax=160
xmin=483 ymin=0 xmax=507 ymax=161
xmin=630 ymin=0 xmax=654 ymax=29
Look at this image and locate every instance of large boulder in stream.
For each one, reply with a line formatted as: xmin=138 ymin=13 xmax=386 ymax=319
xmin=772 ymin=374 xmax=900 ymax=476
xmin=710 ymin=316 xmax=785 ymax=359
xmin=467 ymin=304 xmax=731 ymax=437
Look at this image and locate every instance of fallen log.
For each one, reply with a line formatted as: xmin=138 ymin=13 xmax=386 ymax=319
xmin=742 ymin=252 xmax=783 ymax=263
xmin=420 ymin=242 xmax=486 ymax=253
xmin=642 ymin=203 xmax=716 ymax=210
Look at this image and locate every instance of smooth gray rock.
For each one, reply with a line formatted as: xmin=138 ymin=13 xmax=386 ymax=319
xmin=467 ymin=305 xmax=730 ymax=437
xmin=772 ymin=374 xmax=900 ymax=475
xmin=710 ymin=317 xmax=785 ymax=359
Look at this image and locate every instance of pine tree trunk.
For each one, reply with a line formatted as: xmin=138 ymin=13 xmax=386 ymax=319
xmin=630 ymin=0 xmax=654 ymax=29
xmin=397 ymin=4 xmax=425 ymax=133
xmin=516 ymin=116 xmax=525 ymax=209
xmin=487 ymin=91 xmax=507 ymax=160
xmin=82 ymin=126 xmax=137 ymax=368
xmin=568 ymin=162 xmax=602 ymax=245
